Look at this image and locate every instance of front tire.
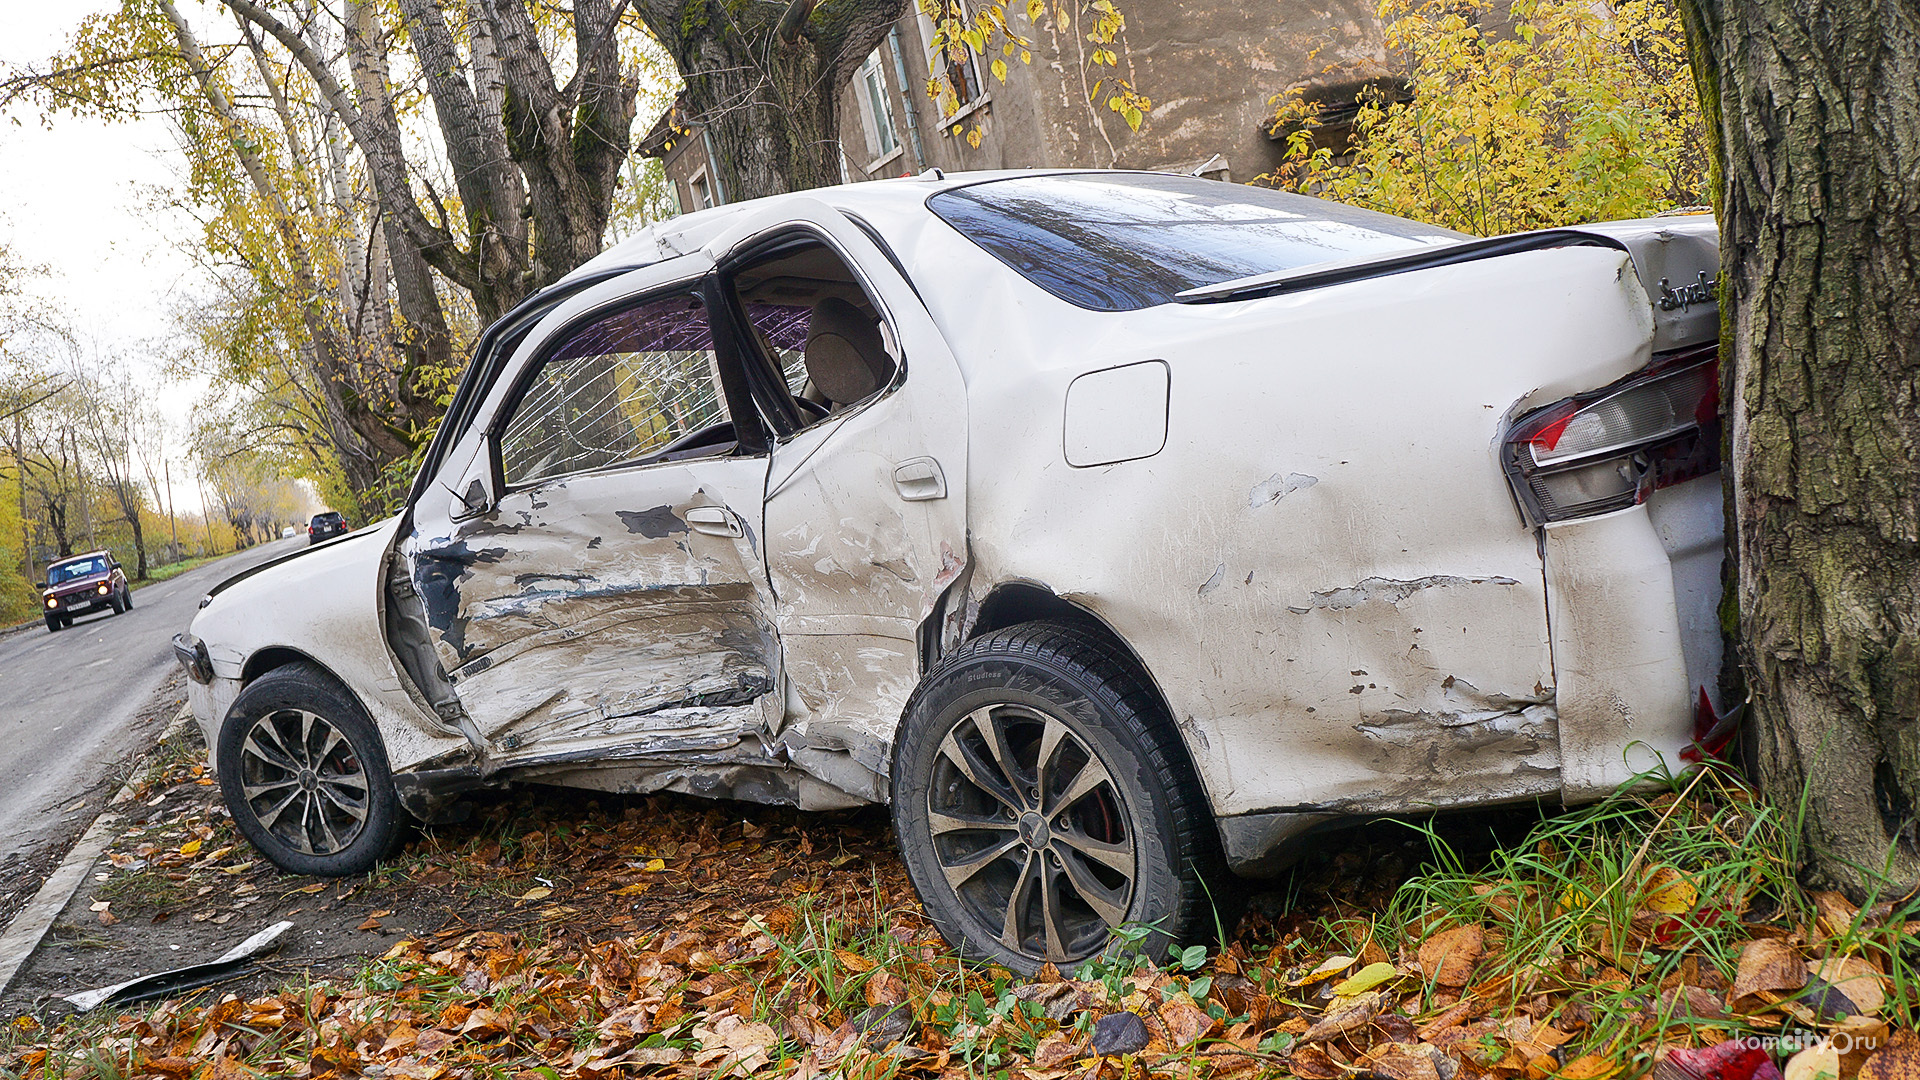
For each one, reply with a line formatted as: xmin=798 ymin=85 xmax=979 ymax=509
xmin=892 ymin=622 xmax=1227 ymax=974
xmin=217 ymin=662 xmax=402 ymax=877
xmin=44 ymin=614 xmax=59 ymax=633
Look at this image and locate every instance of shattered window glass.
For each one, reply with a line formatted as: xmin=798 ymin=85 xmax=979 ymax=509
xmin=743 ymin=302 xmax=813 ymax=394
xmin=499 ymin=293 xmax=730 ymax=485
xmin=928 ymin=172 xmax=1466 ymax=312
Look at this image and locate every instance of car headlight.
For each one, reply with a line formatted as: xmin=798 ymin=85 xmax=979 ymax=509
xmin=171 ymin=633 xmax=214 ymax=684
xmin=45 ymin=597 xmax=57 ymax=608
xmin=97 ymin=584 xmax=110 ymax=595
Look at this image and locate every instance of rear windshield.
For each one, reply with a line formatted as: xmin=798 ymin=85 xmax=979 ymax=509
xmin=927 ymin=173 xmax=1466 ymax=312
xmin=49 ymin=557 xmax=106 ymax=583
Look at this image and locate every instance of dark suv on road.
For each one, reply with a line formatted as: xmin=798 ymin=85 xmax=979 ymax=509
xmin=39 ymin=551 xmax=132 ymax=632
xmin=308 ymin=511 xmax=348 ymax=545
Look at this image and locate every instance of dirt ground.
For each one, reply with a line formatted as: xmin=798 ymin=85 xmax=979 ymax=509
xmin=0 ymin=681 xmax=1544 ymax=1026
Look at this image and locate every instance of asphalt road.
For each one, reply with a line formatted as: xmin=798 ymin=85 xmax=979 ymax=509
xmin=0 ymin=538 xmax=299 ymax=866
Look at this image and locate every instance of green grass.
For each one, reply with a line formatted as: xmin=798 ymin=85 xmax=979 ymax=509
xmin=134 ymin=554 xmax=223 ymax=587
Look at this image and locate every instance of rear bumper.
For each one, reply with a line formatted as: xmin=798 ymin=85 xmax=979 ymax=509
xmin=1543 ymin=474 xmax=1724 ymax=800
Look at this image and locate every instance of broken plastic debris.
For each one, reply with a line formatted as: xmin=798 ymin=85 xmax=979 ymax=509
xmin=62 ymin=921 xmax=294 ymax=1012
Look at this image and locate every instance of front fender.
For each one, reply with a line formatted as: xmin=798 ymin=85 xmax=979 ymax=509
xmin=186 ymin=519 xmax=464 ymax=775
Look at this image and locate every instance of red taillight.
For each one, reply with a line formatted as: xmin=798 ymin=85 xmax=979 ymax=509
xmin=1503 ymin=349 xmax=1720 ymax=525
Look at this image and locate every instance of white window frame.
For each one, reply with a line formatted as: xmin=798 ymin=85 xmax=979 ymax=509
xmin=856 ymin=48 xmax=900 ymax=164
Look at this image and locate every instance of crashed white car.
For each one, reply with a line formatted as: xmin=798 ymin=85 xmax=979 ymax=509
xmin=175 ymin=170 xmax=1728 ymax=971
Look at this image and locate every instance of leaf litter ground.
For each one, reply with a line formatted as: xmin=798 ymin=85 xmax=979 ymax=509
xmin=2 ymin=725 xmax=1914 ymax=1080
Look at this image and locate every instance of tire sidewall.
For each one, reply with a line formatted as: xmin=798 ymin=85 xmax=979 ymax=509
xmin=892 ymin=647 xmax=1189 ymax=975
xmin=217 ymin=663 xmax=401 ymax=878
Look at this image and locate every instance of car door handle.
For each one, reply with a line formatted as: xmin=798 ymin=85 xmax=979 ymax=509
xmin=685 ymin=505 xmax=744 ymax=537
xmin=893 ymin=457 xmax=947 ymax=501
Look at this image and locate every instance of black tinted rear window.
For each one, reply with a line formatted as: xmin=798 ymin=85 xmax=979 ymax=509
xmin=927 ymin=173 xmax=1466 ymax=311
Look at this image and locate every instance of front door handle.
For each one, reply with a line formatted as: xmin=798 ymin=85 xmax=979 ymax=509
xmin=893 ymin=457 xmax=947 ymax=501
xmin=685 ymin=505 xmax=744 ymax=537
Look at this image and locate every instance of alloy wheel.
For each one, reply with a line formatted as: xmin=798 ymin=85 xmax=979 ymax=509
xmin=928 ymin=703 xmax=1136 ymax=963
xmin=236 ymin=708 xmax=371 ymax=856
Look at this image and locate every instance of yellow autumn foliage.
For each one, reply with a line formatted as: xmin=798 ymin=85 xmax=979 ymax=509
xmin=1267 ymin=0 xmax=1710 ymax=235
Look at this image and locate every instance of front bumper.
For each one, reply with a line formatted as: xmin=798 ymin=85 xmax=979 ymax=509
xmin=44 ymin=594 xmax=110 ymax=615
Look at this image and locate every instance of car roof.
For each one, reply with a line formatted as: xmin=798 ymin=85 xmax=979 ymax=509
xmin=51 ymin=550 xmax=111 ymax=565
xmin=558 ymin=169 xmax=1173 ymax=284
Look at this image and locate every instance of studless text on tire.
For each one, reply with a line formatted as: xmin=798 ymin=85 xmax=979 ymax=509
xmin=217 ymin=661 xmax=403 ymax=878
xmin=892 ymin=621 xmax=1228 ymax=975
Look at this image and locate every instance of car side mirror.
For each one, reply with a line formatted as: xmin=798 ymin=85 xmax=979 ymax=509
xmin=110 ymin=561 xmax=122 ymax=571
xmin=452 ymin=478 xmax=491 ymax=520
xmin=34 ymin=581 xmax=45 ymax=590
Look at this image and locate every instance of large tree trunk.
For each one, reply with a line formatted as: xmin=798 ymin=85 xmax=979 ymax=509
xmin=1680 ymin=0 xmax=1920 ymax=899
xmin=635 ymin=0 xmax=909 ymax=201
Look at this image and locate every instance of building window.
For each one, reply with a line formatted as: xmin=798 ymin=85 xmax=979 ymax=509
xmin=921 ymin=4 xmax=985 ymax=117
xmin=689 ymin=169 xmax=714 ymax=210
xmin=858 ymin=49 xmax=899 ymax=161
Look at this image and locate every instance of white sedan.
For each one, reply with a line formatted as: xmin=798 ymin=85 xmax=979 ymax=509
xmin=174 ymin=169 xmax=1728 ymax=971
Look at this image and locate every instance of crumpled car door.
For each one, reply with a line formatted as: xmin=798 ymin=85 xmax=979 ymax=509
xmin=399 ymin=260 xmax=781 ymax=764
xmin=702 ymin=199 xmax=970 ymax=786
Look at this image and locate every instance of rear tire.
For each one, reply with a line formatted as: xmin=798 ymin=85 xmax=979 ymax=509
xmin=218 ymin=662 xmax=402 ymax=877
xmin=122 ymin=587 xmax=133 ymax=611
xmin=891 ymin=621 xmax=1229 ymax=974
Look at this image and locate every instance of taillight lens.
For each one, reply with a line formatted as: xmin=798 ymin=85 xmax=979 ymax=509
xmin=1503 ymin=349 xmax=1719 ymax=524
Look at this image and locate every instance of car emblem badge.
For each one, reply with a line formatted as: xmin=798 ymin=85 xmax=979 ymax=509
xmin=1658 ymin=271 xmax=1717 ymax=312
xmin=1018 ymin=812 xmax=1050 ymax=849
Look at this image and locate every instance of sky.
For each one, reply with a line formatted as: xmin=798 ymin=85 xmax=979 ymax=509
xmin=1 ymin=0 xmax=214 ymax=515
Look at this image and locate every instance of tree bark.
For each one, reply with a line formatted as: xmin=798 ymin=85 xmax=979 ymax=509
xmin=633 ymin=0 xmax=910 ymax=201
xmin=1680 ymin=0 xmax=1920 ymax=899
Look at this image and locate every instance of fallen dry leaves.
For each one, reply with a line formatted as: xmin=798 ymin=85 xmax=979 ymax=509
xmin=1 ymin=762 xmax=1914 ymax=1080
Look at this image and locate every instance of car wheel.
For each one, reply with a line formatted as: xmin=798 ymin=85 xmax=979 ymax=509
xmin=217 ymin=662 xmax=402 ymax=877
xmin=122 ymin=586 xmax=133 ymax=611
xmin=892 ymin=621 xmax=1227 ymax=975
xmin=44 ymin=614 xmax=59 ymax=633
xmin=58 ymin=614 xmax=72 ymax=629
xmin=109 ymin=592 xmax=125 ymax=615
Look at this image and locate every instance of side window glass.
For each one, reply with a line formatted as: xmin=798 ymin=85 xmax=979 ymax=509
xmin=732 ymin=240 xmax=898 ymax=426
xmin=743 ymin=302 xmax=813 ymax=395
xmin=499 ymin=293 xmax=732 ymax=486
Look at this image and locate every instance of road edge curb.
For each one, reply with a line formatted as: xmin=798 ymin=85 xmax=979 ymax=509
xmin=0 ymin=704 xmax=196 ymax=999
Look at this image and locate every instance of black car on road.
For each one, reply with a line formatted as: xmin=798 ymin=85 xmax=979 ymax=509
xmin=308 ymin=511 xmax=348 ymax=545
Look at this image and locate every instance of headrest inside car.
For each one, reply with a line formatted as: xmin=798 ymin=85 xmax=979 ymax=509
xmin=804 ymin=297 xmax=893 ymax=406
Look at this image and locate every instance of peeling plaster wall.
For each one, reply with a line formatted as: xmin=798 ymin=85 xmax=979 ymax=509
xmin=831 ymin=0 xmax=1392 ymax=183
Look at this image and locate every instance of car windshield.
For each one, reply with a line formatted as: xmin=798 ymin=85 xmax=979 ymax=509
xmin=927 ymin=172 xmax=1468 ymax=312
xmin=49 ymin=557 xmax=106 ymax=584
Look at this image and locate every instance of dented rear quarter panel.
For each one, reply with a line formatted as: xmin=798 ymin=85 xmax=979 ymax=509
xmin=905 ymin=231 xmax=1664 ymax=818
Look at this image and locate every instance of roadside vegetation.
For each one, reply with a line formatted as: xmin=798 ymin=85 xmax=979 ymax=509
xmin=1266 ymin=0 xmax=1710 ymax=233
xmin=4 ymin=747 xmax=1912 ymax=1079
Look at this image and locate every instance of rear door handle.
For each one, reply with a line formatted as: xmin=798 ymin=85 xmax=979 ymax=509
xmin=685 ymin=505 xmax=744 ymax=537
xmin=893 ymin=457 xmax=947 ymax=501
